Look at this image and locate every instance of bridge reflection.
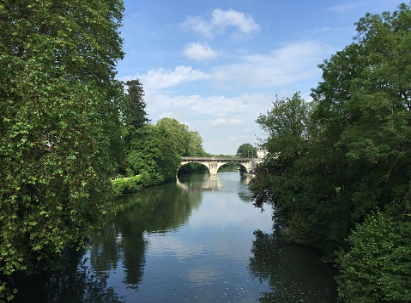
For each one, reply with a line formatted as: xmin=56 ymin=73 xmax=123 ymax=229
xmin=176 ymin=175 xmax=222 ymax=191
xmin=176 ymin=173 xmax=254 ymax=192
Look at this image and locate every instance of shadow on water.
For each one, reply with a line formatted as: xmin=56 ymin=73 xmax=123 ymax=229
xmin=248 ymin=229 xmax=338 ymax=303
xmin=11 ymin=246 xmax=124 ymax=303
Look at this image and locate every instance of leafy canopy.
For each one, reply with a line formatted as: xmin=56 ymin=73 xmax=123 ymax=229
xmin=236 ymin=143 xmax=257 ymax=158
xmin=0 ymin=0 xmax=125 ymax=299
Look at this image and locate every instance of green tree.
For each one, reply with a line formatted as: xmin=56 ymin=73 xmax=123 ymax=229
xmin=250 ymin=93 xmax=318 ymax=246
xmin=187 ymin=131 xmax=206 ymax=156
xmin=256 ymin=93 xmax=310 ymax=160
xmin=251 ymin=4 xmax=411 ymax=259
xmin=120 ymin=79 xmax=149 ymax=176
xmin=124 ymin=118 xmax=205 ymax=183
xmin=310 ymin=2 xmax=411 ymax=239
xmin=0 ymin=0 xmax=124 ymax=299
xmin=156 ymin=118 xmax=190 ymax=155
xmin=123 ymin=79 xmax=149 ymax=128
xmin=236 ymin=143 xmax=257 ymax=158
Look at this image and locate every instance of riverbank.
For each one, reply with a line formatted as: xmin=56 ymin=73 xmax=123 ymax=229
xmin=112 ymin=163 xmax=210 ymax=197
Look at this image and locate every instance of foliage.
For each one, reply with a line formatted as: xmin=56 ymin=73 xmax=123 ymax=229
xmin=122 ymin=118 xmax=206 ymax=184
xmin=250 ymin=93 xmax=313 ymax=238
xmin=0 ymin=0 xmax=124 ymax=299
xmin=250 ymin=2 xmax=411 ymax=263
xmin=112 ymin=175 xmax=142 ymax=197
xmin=336 ymin=211 xmax=411 ymax=302
xmin=236 ymin=143 xmax=257 ymax=158
xmin=156 ymin=118 xmax=205 ymax=157
xmin=123 ymin=79 xmax=149 ymax=128
xmin=256 ymin=93 xmax=310 ymax=159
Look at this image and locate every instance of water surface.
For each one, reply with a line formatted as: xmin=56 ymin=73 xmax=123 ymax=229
xmin=13 ymin=169 xmax=337 ymax=302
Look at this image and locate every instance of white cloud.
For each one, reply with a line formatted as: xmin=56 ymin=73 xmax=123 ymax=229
xmin=184 ymin=42 xmax=219 ymax=61
xmin=181 ymin=15 xmax=213 ymax=37
xmin=135 ymin=40 xmax=329 ymax=93
xmin=329 ymin=3 xmax=356 ymax=13
xmin=140 ymin=65 xmax=209 ymax=90
xmin=210 ymin=118 xmax=242 ymax=127
xmin=212 ymin=8 xmax=260 ymax=34
xmin=181 ymin=8 xmax=260 ymax=38
xmin=328 ymin=0 xmax=394 ymax=14
xmin=142 ymin=92 xmax=271 ymax=154
xmin=211 ymin=40 xmax=331 ymax=88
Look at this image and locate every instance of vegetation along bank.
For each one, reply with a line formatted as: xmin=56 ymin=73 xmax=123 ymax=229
xmin=250 ymin=3 xmax=411 ymax=302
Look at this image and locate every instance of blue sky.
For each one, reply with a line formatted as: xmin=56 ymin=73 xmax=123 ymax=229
xmin=116 ymin=0 xmax=405 ymax=155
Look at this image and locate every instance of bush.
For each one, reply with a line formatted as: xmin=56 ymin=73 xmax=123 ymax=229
xmin=336 ymin=211 xmax=411 ymax=302
xmin=112 ymin=175 xmax=142 ymax=196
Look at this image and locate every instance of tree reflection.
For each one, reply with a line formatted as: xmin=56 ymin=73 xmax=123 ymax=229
xmin=89 ymin=182 xmax=202 ymax=288
xmin=248 ymin=230 xmax=337 ymax=302
xmin=12 ymin=247 xmax=124 ymax=303
xmin=13 ymin=180 xmax=204 ymax=300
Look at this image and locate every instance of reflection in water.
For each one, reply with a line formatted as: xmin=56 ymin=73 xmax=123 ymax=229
xmin=249 ymin=230 xmax=337 ymax=302
xmin=12 ymin=247 xmax=124 ymax=303
xmin=13 ymin=182 xmax=202 ymax=302
xmin=240 ymin=173 xmax=254 ymax=185
xmin=176 ymin=174 xmax=222 ymax=191
xmin=89 ymin=182 xmax=203 ymax=289
xmin=13 ymin=170 xmax=337 ymax=302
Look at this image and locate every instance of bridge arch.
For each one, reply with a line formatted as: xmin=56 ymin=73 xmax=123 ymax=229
xmin=178 ymin=161 xmax=210 ymax=174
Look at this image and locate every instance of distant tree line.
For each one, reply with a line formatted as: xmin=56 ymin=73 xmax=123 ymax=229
xmin=250 ymin=4 xmax=411 ymax=301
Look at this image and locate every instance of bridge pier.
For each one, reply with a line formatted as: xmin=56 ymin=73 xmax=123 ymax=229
xmin=208 ymin=161 xmax=225 ymax=175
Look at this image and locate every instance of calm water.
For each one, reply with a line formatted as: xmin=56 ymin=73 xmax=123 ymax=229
xmin=13 ymin=168 xmax=337 ymax=302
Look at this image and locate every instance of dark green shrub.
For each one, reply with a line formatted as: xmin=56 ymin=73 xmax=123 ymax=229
xmin=336 ymin=211 xmax=411 ymax=302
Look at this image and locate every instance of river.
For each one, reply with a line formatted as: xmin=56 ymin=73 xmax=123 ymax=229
xmin=13 ymin=168 xmax=337 ymax=302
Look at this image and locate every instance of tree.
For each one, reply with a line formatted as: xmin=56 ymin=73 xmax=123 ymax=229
xmin=0 ymin=0 xmax=124 ymax=299
xmin=236 ymin=143 xmax=257 ymax=158
xmin=250 ymin=93 xmax=318 ymax=246
xmin=120 ymin=79 xmax=149 ymax=176
xmin=251 ymin=3 xmax=411 ymax=258
xmin=187 ymin=131 xmax=206 ymax=157
xmin=156 ymin=118 xmax=192 ymax=156
xmin=256 ymin=92 xmax=310 ymax=159
xmin=124 ymin=118 xmax=206 ymax=182
xmin=125 ymin=124 xmax=176 ymax=184
xmin=311 ymin=3 xmax=411 ymax=228
xmin=123 ymin=79 xmax=149 ymax=128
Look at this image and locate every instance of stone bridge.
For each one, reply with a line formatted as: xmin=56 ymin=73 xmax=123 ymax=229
xmin=180 ymin=157 xmax=262 ymax=175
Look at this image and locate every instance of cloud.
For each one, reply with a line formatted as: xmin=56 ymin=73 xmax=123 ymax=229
xmin=210 ymin=40 xmax=331 ymax=88
xmin=142 ymin=92 xmax=271 ymax=154
xmin=181 ymin=8 xmax=260 ymax=38
xmin=140 ymin=65 xmax=209 ymax=90
xmin=135 ymin=40 xmax=329 ymax=92
xmin=210 ymin=118 xmax=242 ymax=127
xmin=184 ymin=42 xmax=219 ymax=61
xmin=329 ymin=3 xmax=358 ymax=13
xmin=328 ymin=0 xmax=391 ymax=14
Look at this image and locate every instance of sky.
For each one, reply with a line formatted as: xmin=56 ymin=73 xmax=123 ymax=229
xmin=116 ymin=0 xmax=406 ymax=155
